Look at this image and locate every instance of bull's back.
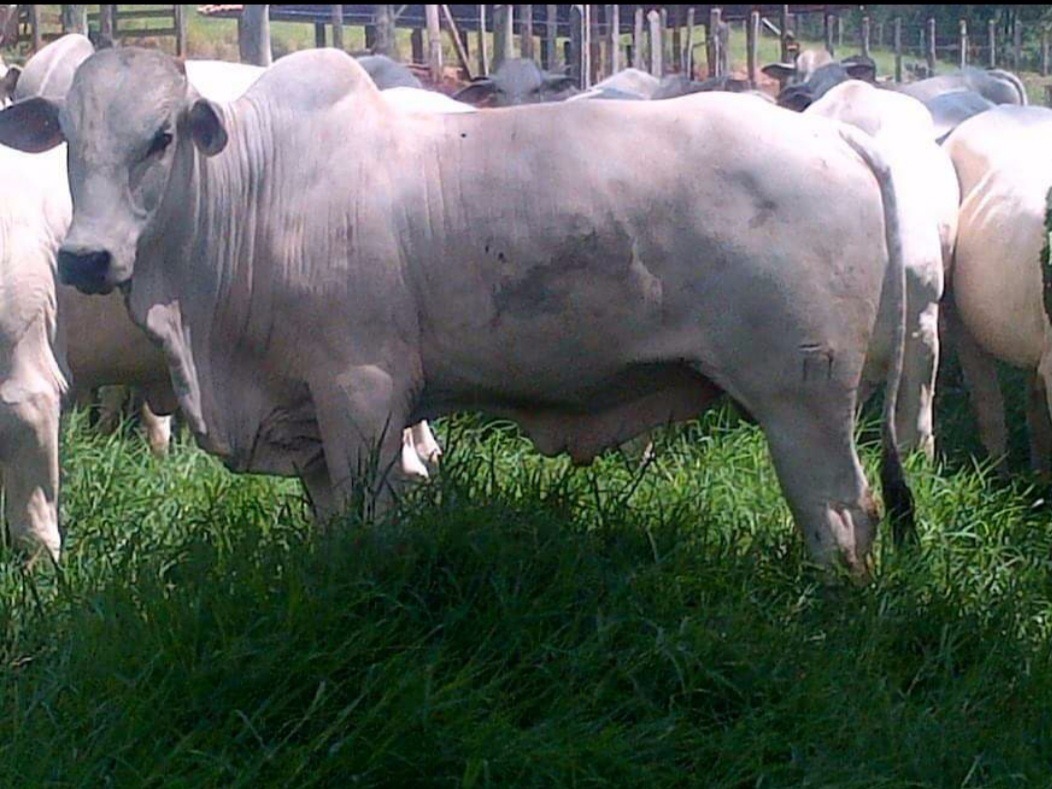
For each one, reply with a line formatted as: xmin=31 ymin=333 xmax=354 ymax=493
xmin=388 ymin=95 xmax=891 ymax=400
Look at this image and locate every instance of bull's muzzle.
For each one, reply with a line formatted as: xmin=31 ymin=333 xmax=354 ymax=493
xmin=57 ymin=248 xmax=114 ymax=294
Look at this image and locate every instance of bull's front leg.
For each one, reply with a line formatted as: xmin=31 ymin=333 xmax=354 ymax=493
xmin=308 ymin=365 xmax=413 ymax=524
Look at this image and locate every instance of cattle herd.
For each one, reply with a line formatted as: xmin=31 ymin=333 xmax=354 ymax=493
xmin=0 ymin=32 xmax=1044 ymax=578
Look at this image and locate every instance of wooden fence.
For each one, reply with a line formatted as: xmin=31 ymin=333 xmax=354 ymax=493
xmin=6 ymin=6 xmax=1050 ymax=91
xmin=255 ymin=5 xmax=1052 ymax=90
xmin=9 ymin=5 xmax=186 ymax=56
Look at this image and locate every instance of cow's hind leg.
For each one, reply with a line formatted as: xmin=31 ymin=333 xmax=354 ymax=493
xmin=0 ymin=389 xmax=62 ymax=561
xmin=760 ymin=398 xmax=879 ymax=574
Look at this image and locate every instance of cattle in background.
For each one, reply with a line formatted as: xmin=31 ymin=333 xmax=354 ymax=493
xmin=763 ymin=54 xmax=878 ymax=111
xmin=565 ymin=67 xmax=661 ymax=101
xmin=893 ymin=66 xmax=1028 ymax=107
xmin=941 ymin=106 xmax=1052 ymax=476
xmin=1 ymin=47 xmax=920 ymax=572
xmin=452 ymin=58 xmax=576 ymax=106
xmin=650 ymin=73 xmax=756 ymax=100
xmin=765 ymin=51 xmax=1027 ymax=141
xmin=761 ymin=48 xmax=837 ymax=90
xmin=0 ymin=57 xmax=18 ymax=105
xmin=806 ymin=80 xmax=960 ymax=460
xmin=357 ymin=54 xmax=424 ymax=90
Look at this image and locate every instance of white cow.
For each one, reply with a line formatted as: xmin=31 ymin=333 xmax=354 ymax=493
xmin=0 ymin=47 xmax=917 ymax=573
xmin=806 ymin=80 xmax=960 ymax=460
xmin=942 ymin=105 xmax=1052 ymax=474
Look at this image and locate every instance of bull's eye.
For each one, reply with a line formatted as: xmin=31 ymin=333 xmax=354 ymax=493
xmin=146 ymin=129 xmax=173 ymax=158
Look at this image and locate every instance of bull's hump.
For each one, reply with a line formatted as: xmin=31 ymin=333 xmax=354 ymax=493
xmin=250 ymin=48 xmax=381 ymax=112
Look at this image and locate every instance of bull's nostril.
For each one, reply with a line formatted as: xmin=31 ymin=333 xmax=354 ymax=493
xmin=57 ymin=248 xmax=114 ymax=293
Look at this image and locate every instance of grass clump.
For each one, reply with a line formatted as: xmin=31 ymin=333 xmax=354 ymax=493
xmin=0 ymin=399 xmax=1051 ymax=785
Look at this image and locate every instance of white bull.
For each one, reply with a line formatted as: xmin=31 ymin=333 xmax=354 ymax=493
xmin=0 ymin=47 xmax=916 ymax=573
xmin=805 ymin=80 xmax=960 ymax=460
xmin=942 ymin=105 xmax=1052 ymax=474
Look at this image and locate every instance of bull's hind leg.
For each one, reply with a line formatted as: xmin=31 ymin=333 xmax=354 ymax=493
xmin=896 ymin=300 xmax=939 ymax=461
xmin=946 ymin=302 xmax=1009 ymax=475
xmin=1026 ymin=373 xmax=1052 ymax=478
xmin=0 ymin=389 xmax=62 ymax=561
xmin=759 ymin=397 xmax=879 ymax=573
xmin=139 ymin=400 xmax=172 ymax=459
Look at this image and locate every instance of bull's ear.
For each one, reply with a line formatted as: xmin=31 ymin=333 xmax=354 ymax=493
xmin=188 ymin=98 xmax=227 ymax=157
xmin=1 ymin=65 xmax=21 ymax=100
xmin=761 ymin=63 xmax=795 ymax=81
xmin=452 ymin=78 xmax=496 ymax=105
xmin=778 ymin=87 xmax=814 ymax=112
xmin=0 ymin=96 xmax=65 ymax=152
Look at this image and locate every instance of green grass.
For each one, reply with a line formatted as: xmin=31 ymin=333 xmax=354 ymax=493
xmin=2 ymin=345 xmax=1052 ymax=785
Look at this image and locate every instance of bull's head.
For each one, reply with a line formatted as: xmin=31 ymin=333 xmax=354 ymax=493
xmin=0 ymin=47 xmax=228 ymax=294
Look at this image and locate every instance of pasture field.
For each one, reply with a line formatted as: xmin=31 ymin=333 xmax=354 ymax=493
xmin=2 ymin=357 xmax=1052 ymax=786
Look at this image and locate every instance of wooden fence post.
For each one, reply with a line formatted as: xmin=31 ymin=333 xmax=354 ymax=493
xmin=174 ymin=4 xmax=186 ymax=55
xmin=670 ymin=6 xmax=681 ymax=75
xmin=684 ymin=8 xmax=695 ymax=78
xmin=238 ymin=5 xmax=272 ymax=66
xmin=572 ymin=5 xmax=589 ymax=86
xmin=647 ymin=9 xmax=662 ymax=77
xmin=708 ymin=8 xmax=722 ymax=78
xmin=544 ymin=4 xmax=557 ymax=71
xmin=958 ymin=19 xmax=967 ymax=69
xmin=375 ymin=5 xmax=397 ymax=57
xmin=477 ymin=4 xmax=489 ymax=76
xmin=504 ymin=5 xmax=516 ymax=64
xmin=893 ymin=17 xmax=901 ymax=82
xmin=492 ymin=5 xmax=509 ymax=71
xmin=441 ymin=4 xmax=473 ymax=78
xmin=411 ymin=29 xmax=424 ymax=63
xmin=779 ymin=4 xmax=789 ymax=62
xmin=926 ymin=18 xmax=936 ymax=76
xmin=581 ymin=4 xmax=591 ymax=88
xmin=61 ymin=5 xmax=88 ymax=35
xmin=988 ymin=18 xmax=996 ymax=68
xmin=824 ymin=13 xmax=834 ymax=57
xmin=425 ymin=5 xmax=442 ymax=83
xmin=661 ymin=8 xmax=671 ymax=75
xmin=633 ymin=8 xmax=644 ymax=69
xmin=608 ymin=4 xmax=620 ymax=77
xmin=521 ymin=4 xmax=534 ymax=60
xmin=1043 ymin=27 xmax=1050 ymax=77
xmin=861 ymin=16 xmax=870 ymax=58
xmin=836 ymin=13 xmax=842 ymax=49
xmin=1013 ymin=16 xmax=1022 ymax=71
xmin=99 ymin=4 xmax=115 ymax=41
xmin=591 ymin=4 xmax=602 ymax=83
xmin=747 ymin=10 xmax=759 ymax=87
xmin=331 ymin=5 xmax=344 ymax=50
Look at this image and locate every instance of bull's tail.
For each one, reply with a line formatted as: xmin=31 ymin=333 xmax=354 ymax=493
xmin=838 ymin=125 xmax=917 ymax=546
xmin=1040 ymin=186 xmax=1052 ymax=329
